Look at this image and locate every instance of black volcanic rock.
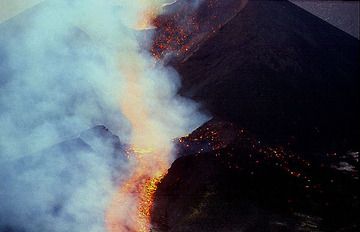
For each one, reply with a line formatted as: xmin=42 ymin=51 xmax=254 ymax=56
xmin=1 ymin=1 xmax=359 ymax=231
xmin=151 ymin=0 xmax=247 ymax=59
xmin=152 ymin=1 xmax=359 ymax=231
xmin=176 ymin=0 xmax=360 ymax=152
xmin=152 ymin=119 xmax=359 ymax=232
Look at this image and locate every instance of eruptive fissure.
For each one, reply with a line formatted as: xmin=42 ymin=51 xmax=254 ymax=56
xmin=106 ymin=147 xmax=168 ymax=232
xmin=105 ymin=1 xmax=206 ymax=231
xmin=105 ymin=49 xmax=172 ymax=231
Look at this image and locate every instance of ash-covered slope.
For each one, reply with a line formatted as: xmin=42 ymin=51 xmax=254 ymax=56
xmin=152 ymin=119 xmax=359 ymax=232
xmin=151 ymin=0 xmax=247 ymax=59
xmin=151 ymin=1 xmax=359 ymax=232
xmin=176 ymin=0 xmax=360 ymax=152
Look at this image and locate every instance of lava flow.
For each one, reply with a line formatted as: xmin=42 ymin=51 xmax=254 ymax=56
xmin=105 ymin=1 xmax=207 ymax=231
xmin=106 ymin=147 xmax=168 ymax=232
xmin=151 ymin=0 xmax=247 ymax=59
xmin=105 ymin=3 xmax=174 ymax=231
xmin=105 ymin=50 xmax=172 ymax=231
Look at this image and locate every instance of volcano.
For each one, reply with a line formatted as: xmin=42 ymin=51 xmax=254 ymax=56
xmin=149 ymin=0 xmax=359 ymax=231
xmin=175 ymin=0 xmax=359 ymax=151
xmin=0 ymin=0 xmax=359 ymax=232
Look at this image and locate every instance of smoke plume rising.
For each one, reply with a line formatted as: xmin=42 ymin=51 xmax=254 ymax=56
xmin=0 ymin=1 xmax=207 ymax=231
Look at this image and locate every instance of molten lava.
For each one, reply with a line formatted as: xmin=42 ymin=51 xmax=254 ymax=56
xmin=106 ymin=5 xmax=172 ymax=230
xmin=106 ymin=147 xmax=168 ymax=232
xmin=106 ymin=1 xmax=227 ymax=231
xmin=151 ymin=0 xmax=246 ymax=59
xmin=106 ymin=49 xmax=172 ymax=230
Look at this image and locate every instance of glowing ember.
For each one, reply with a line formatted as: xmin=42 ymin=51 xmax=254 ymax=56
xmin=106 ymin=147 xmax=168 ymax=232
xmin=105 ymin=1 xmax=209 ymax=231
xmin=151 ymin=0 xmax=246 ymax=59
xmin=105 ymin=21 xmax=172 ymax=230
xmin=106 ymin=14 xmax=173 ymax=231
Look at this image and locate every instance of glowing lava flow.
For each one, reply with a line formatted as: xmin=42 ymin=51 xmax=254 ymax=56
xmin=105 ymin=52 xmax=172 ymax=231
xmin=106 ymin=147 xmax=168 ymax=232
xmin=105 ymin=2 xmax=201 ymax=231
xmin=106 ymin=25 xmax=172 ymax=232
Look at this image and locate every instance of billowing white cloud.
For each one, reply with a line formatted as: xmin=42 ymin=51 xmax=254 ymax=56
xmin=0 ymin=1 xmax=207 ymax=231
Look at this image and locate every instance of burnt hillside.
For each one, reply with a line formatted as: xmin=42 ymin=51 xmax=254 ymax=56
xmin=151 ymin=1 xmax=359 ymax=231
xmin=176 ymin=0 xmax=360 ymax=152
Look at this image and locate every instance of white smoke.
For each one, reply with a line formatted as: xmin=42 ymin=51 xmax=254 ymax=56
xmin=0 ymin=1 xmax=207 ymax=232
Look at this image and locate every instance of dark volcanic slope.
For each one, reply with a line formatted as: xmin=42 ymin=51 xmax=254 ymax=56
xmin=151 ymin=0 xmax=247 ymax=59
xmin=152 ymin=119 xmax=359 ymax=232
xmin=177 ymin=0 xmax=360 ymax=152
xmin=151 ymin=1 xmax=359 ymax=232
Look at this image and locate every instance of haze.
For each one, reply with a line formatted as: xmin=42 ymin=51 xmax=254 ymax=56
xmin=0 ymin=0 xmax=42 ymax=23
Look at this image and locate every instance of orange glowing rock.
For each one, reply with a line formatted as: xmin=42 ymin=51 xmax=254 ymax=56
xmin=106 ymin=147 xmax=168 ymax=232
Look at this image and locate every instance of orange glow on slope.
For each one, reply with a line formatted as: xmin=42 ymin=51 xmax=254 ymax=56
xmin=151 ymin=0 xmax=247 ymax=59
xmin=106 ymin=48 xmax=172 ymax=231
xmin=134 ymin=0 xmax=175 ymax=30
xmin=135 ymin=8 xmax=158 ymax=30
xmin=106 ymin=2 xmax=195 ymax=230
xmin=106 ymin=147 xmax=168 ymax=232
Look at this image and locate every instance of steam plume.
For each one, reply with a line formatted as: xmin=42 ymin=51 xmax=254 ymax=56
xmin=0 ymin=1 xmax=207 ymax=231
